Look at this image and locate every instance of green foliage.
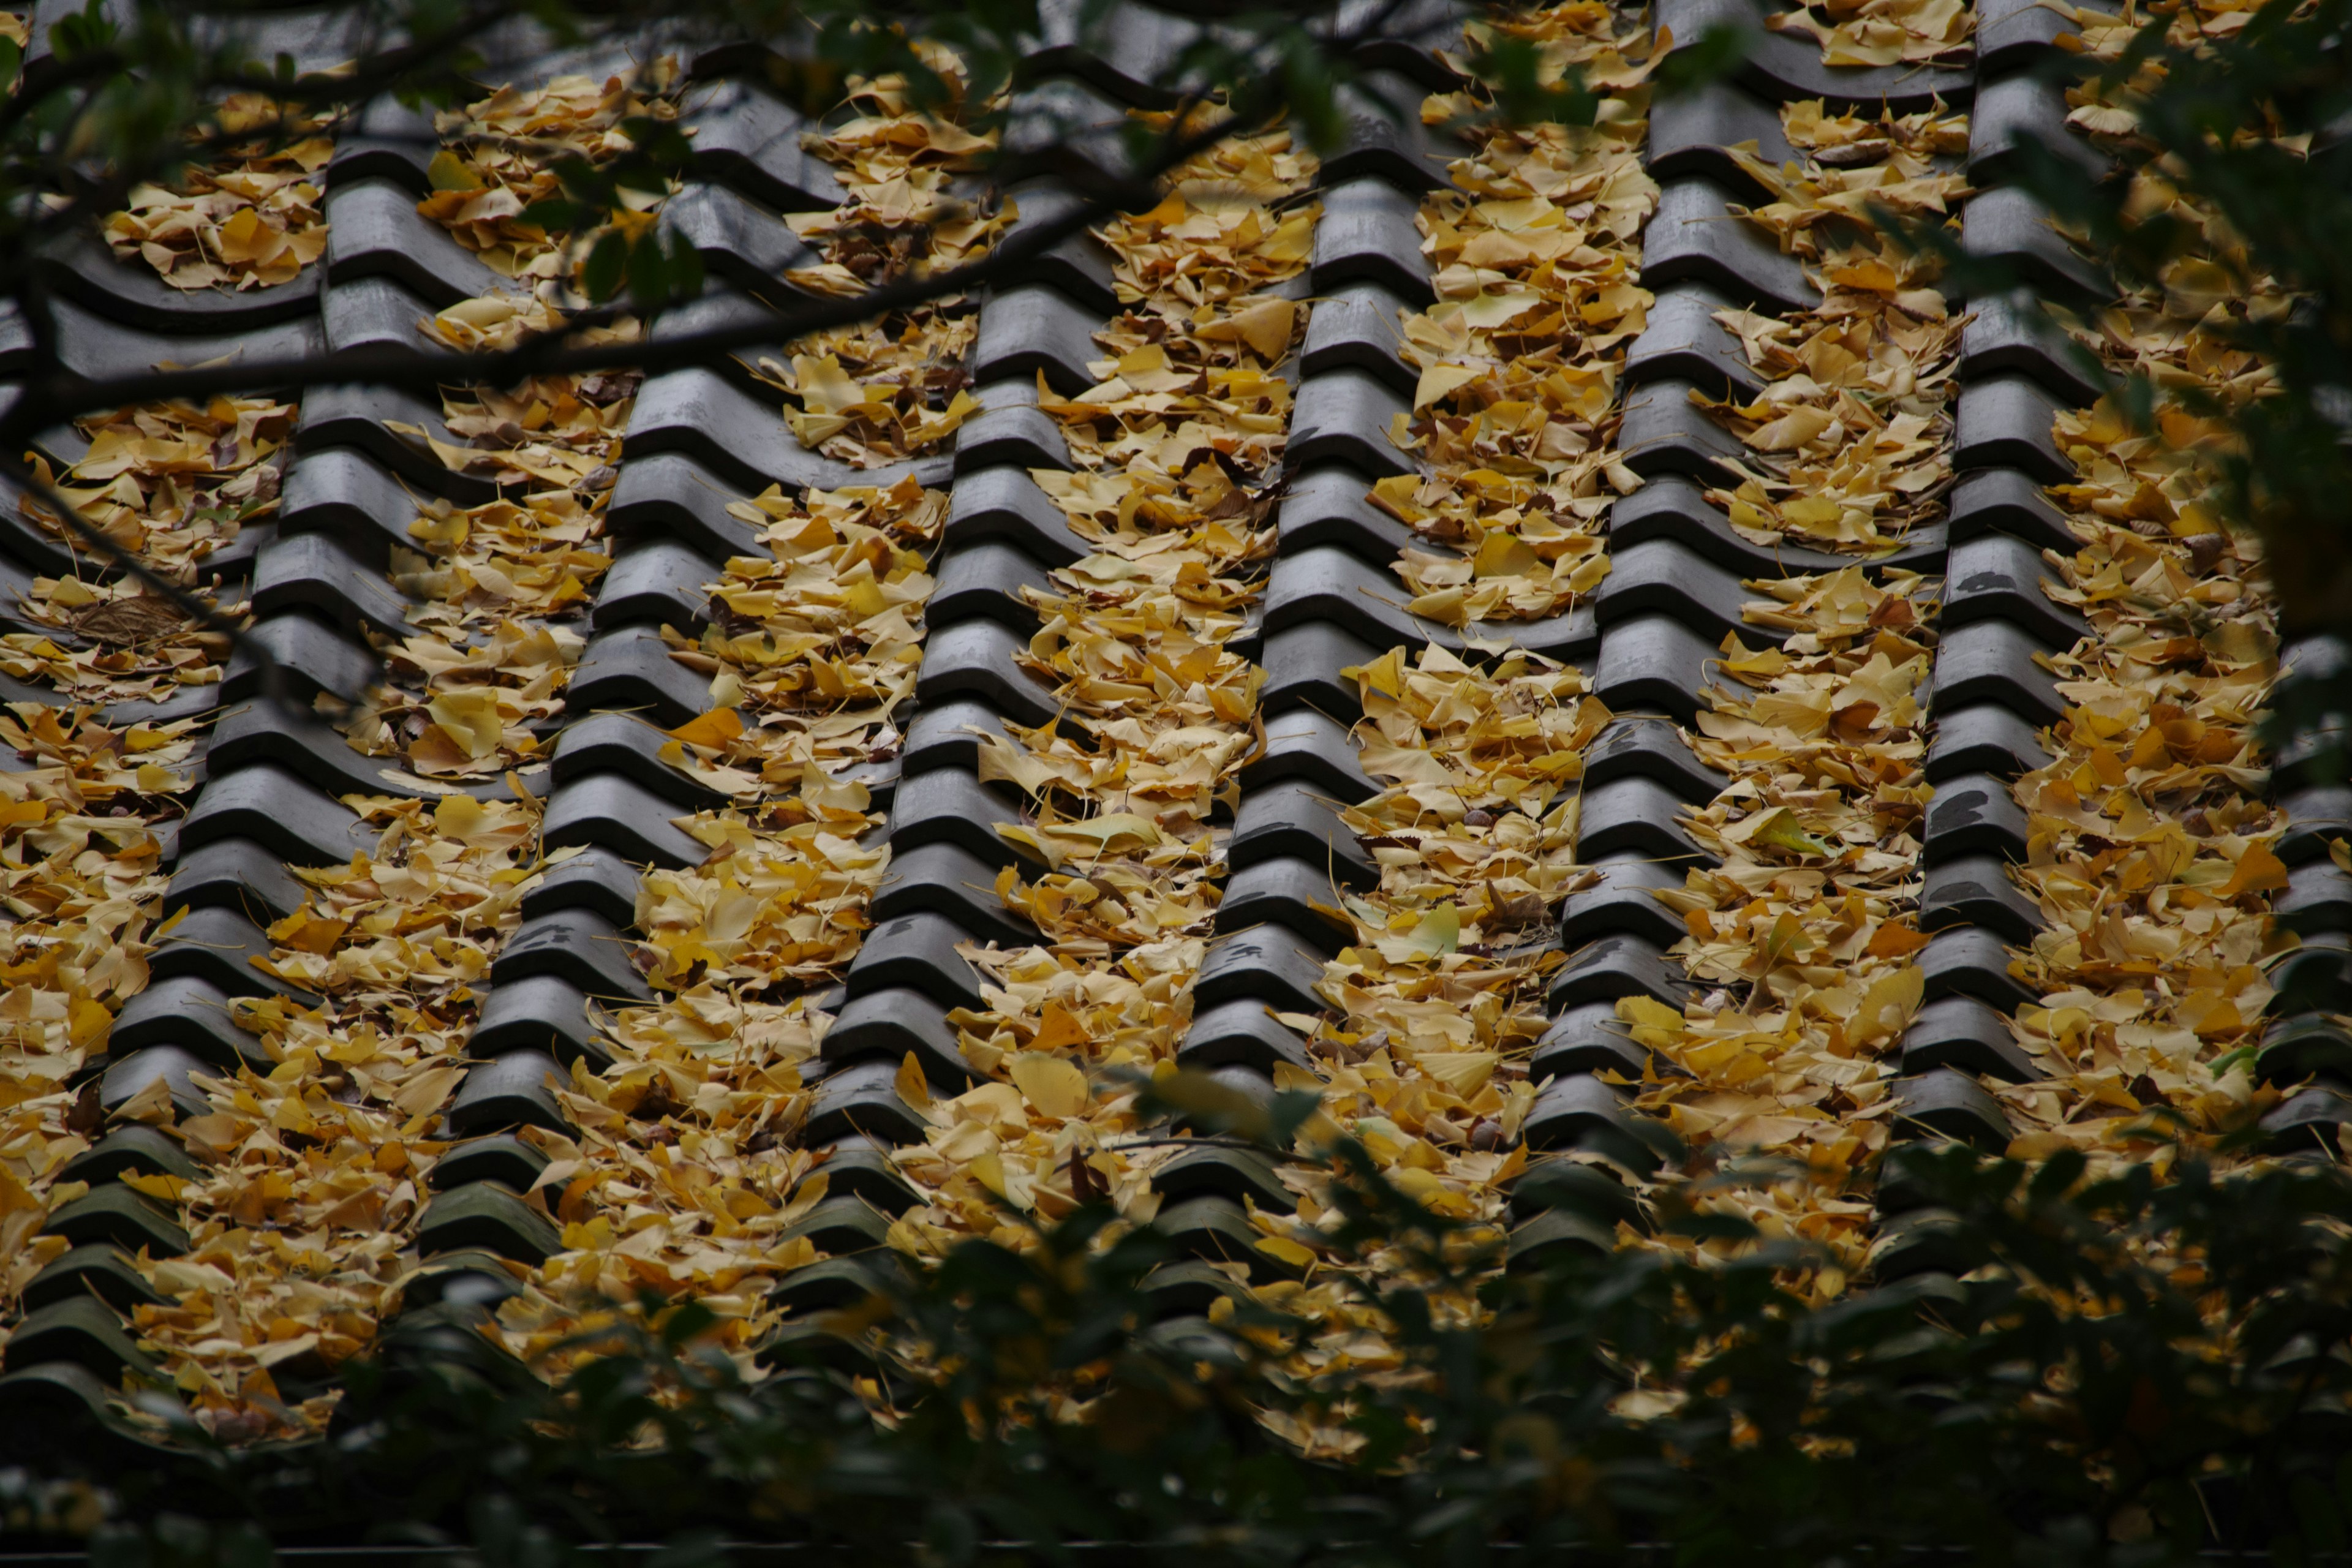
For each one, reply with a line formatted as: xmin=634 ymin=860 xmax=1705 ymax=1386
xmin=16 ymin=1116 xmax=2352 ymax=1566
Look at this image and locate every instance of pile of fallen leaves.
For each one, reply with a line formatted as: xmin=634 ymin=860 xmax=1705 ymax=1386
xmin=1996 ymin=486 xmax=2282 ymax=1174
xmin=1200 ymin=5 xmax=1656 ymax=1363
xmin=341 ymin=302 xmax=641 ymax=782
xmin=2057 ymin=0 xmax=2313 ymax=89
xmin=1988 ymin=280 xmax=2286 ymax=1173
xmin=119 ymin=791 xmax=546 ymax=1440
xmin=106 ymin=92 xmax=334 ymax=292
xmin=1974 ymin=0 xmax=2294 ymax=1178
xmin=0 ymin=706 xmax=197 ymax=1325
xmin=1379 ymin=1 xmax=1657 ymax=629
xmin=490 ymin=988 xmax=827 ymax=1382
xmin=882 ymin=124 xmax=1314 ymax=1265
xmin=1701 ymin=103 xmax=1971 ymax=555
xmin=761 ymin=49 xmax=1001 ymax=467
xmin=342 ymin=488 xmax=608 ymax=783
xmin=1766 ymin=0 xmax=1973 ymax=68
xmin=80 ymin=95 xmax=643 ymax=1435
xmin=1630 ymin=568 xmax=1940 ymax=1289
xmin=4 ymin=397 xmax=288 ymax=705
xmin=420 ymin=62 xmax=685 ymax=284
xmin=483 ymin=67 xmax=978 ymax=1343
xmin=1253 ymin=647 xmax=1607 ymax=1312
xmin=660 ymin=476 xmax=943 ymax=796
xmin=477 ymin=572 xmax=913 ymax=1346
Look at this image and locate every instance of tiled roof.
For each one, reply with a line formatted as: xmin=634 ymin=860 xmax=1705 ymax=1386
xmin=0 ymin=0 xmax=2337 ymax=1469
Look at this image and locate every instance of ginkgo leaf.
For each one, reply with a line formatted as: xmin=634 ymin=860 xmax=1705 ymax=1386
xmin=1009 ymin=1054 xmax=1088 ymax=1120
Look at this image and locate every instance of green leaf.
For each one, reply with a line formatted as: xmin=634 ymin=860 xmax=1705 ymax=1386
xmin=517 ymin=197 xmax=584 ymax=232
xmin=580 ymin=229 xmax=628 ymax=303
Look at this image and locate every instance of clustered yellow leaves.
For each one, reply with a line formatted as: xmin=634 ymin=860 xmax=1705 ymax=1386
xmin=122 ymin=791 xmax=546 ymax=1441
xmin=481 ymin=486 xmax=925 ymax=1351
xmin=1272 ymin=649 xmax=1608 ymax=1283
xmin=986 ymin=481 xmax=1272 ymax=941
xmin=632 ymin=789 xmax=890 ymax=995
xmin=886 ymin=945 xmax=1193 ymax=1254
xmin=1633 ymin=570 xmax=1940 ymax=1284
xmin=1385 ymin=4 xmax=1657 ymax=628
xmin=0 ymin=707 xmax=195 ymax=1323
xmin=1019 ymin=134 xmax=1317 ymax=540
xmin=5 ymin=397 xmax=290 ymax=704
xmin=107 ymin=94 xmax=334 ymax=292
xmin=398 ymin=303 xmax=641 ymax=488
xmin=1995 ymin=412 xmax=2283 ymax=1173
xmin=2058 ymin=0 xmax=2299 ymax=80
xmin=420 ymin=62 xmax=684 ymax=281
xmin=1961 ymin=0 xmax=2296 ymax=1177
xmin=487 ymin=83 xmax=981 ymax=1345
xmin=92 ymin=100 xmax=661 ymax=1430
xmin=352 ymin=300 xmax=641 ymax=780
xmin=786 ymin=47 xmax=1000 ymax=297
xmin=1702 ymin=104 xmax=1972 ymax=554
xmin=1766 ymin=0 xmax=1973 ymax=68
xmin=664 ymin=477 xmax=943 ymax=788
xmin=337 ymin=494 xmax=608 ymax=782
xmin=492 ymin=992 xmax=832 ymax=1382
xmin=767 ymin=52 xmax=1003 ymax=466
xmin=1098 ymin=118 xmax=1319 ymax=306
xmin=884 ymin=127 xmax=1316 ymax=1266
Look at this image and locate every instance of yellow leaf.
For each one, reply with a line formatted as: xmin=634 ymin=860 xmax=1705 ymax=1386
xmin=1413 ymin=1050 xmax=1498 ymax=1097
xmin=67 ymin=997 xmax=113 ymax=1050
xmin=1254 ymin=1235 xmax=1316 ymax=1269
xmin=1782 ymin=495 xmax=1842 ymax=529
xmin=1757 ymin=910 xmax=1807 ymax=968
xmin=1344 ymin=647 xmax=1407 ymax=699
xmin=1471 ymin=532 xmax=1541 ymax=579
xmin=1746 ymin=405 xmax=1834 ymax=451
xmin=394 ymin=1065 xmax=462 ymax=1118
xmin=433 ymin=793 xmax=488 ymax=842
xmin=1368 ymin=474 xmax=1430 ymax=526
xmin=668 ymin=708 xmax=745 ymax=750
xmin=1617 ymin=995 xmax=1685 ymax=1035
xmin=894 ymin=1052 xmax=933 ymax=1116
xmin=1033 ymin=1003 xmax=1088 ymax=1052
xmin=1196 ymin=297 xmax=1297 ymax=360
xmin=120 ymin=1170 xmax=186 ymax=1202
xmin=1041 ymin=813 xmax=1163 ymax=855
xmin=1414 ymin=363 xmax=1482 ymax=410
xmin=426 ymin=150 xmax=486 ymax=192
xmin=971 ymin=1148 xmax=1026 ymax=1207
xmin=2221 ymin=841 xmax=2288 ymax=899
xmin=793 ymin=353 xmax=866 ymax=415
xmin=1851 ymin=967 xmax=1924 ymax=1047
xmin=1866 ymin=922 xmax=1930 ymax=959
xmin=426 ymin=688 xmax=506 ymax=760
xmin=1455 ymin=289 xmax=1542 ymax=330
xmin=1406 ymin=902 xmax=1460 ymax=958
xmin=1741 ymin=808 xmax=1833 ymax=859
xmin=1009 ymin=1054 xmax=1088 ymax=1120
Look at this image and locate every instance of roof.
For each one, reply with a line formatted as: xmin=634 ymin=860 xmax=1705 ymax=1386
xmin=0 ymin=0 xmax=2323 ymax=1482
